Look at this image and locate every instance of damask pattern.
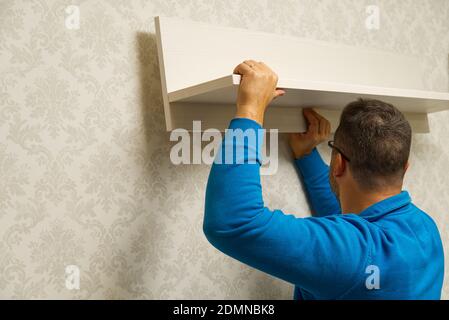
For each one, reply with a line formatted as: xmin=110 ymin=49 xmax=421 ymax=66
xmin=0 ymin=0 xmax=448 ymax=299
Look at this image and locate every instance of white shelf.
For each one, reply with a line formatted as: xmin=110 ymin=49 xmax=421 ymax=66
xmin=155 ymin=16 xmax=449 ymax=133
xmin=169 ymin=74 xmax=449 ymax=114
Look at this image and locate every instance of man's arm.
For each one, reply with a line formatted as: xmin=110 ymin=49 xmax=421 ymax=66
xmin=203 ymin=117 xmax=368 ymax=297
xmin=289 ymin=109 xmax=341 ymax=217
xmin=294 ymin=148 xmax=342 ymax=216
xmin=203 ymin=60 xmax=368 ymax=297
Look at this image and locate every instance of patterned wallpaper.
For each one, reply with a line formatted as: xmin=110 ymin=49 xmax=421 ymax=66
xmin=0 ymin=0 xmax=448 ymax=299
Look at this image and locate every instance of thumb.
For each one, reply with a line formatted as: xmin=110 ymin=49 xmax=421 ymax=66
xmin=273 ymin=88 xmax=286 ymax=99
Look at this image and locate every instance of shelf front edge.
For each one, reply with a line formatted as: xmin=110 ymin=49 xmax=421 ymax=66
xmin=168 ymin=102 xmax=429 ymax=133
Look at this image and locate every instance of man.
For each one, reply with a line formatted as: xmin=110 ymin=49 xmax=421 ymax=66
xmin=203 ymin=60 xmax=444 ymax=299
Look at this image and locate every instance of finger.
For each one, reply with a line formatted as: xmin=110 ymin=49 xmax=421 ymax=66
xmin=303 ymin=107 xmax=314 ymax=115
xmin=311 ymin=110 xmax=331 ymax=133
xmin=276 ymin=88 xmax=286 ymax=94
xmin=243 ymin=59 xmax=260 ymax=70
xmin=308 ymin=122 xmax=319 ymax=137
xmin=310 ymin=108 xmax=325 ymax=120
xmin=319 ymin=117 xmax=327 ymax=136
xmin=309 ymin=109 xmax=331 ymax=136
xmin=233 ymin=62 xmax=254 ymax=75
xmin=259 ymin=62 xmax=280 ymax=84
xmin=303 ymin=109 xmax=319 ymax=135
xmin=258 ymin=61 xmax=273 ymax=72
xmin=244 ymin=59 xmax=258 ymax=65
xmin=303 ymin=108 xmax=319 ymax=125
xmin=273 ymin=88 xmax=286 ymax=99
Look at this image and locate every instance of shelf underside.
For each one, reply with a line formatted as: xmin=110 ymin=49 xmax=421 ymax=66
xmin=169 ymin=75 xmax=449 ymax=114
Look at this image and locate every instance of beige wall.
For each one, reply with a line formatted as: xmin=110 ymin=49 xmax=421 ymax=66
xmin=0 ymin=0 xmax=448 ymax=299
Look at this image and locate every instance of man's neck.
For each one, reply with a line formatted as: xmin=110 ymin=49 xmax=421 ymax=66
xmin=340 ymin=186 xmax=402 ymax=215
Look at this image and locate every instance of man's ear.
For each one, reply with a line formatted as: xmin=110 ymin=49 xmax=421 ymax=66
xmin=333 ymin=153 xmax=347 ymax=177
xmin=404 ymin=161 xmax=410 ymax=173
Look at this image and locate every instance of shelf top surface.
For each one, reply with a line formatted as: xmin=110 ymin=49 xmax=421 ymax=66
xmin=156 ymin=16 xmax=428 ymax=93
xmin=168 ymin=74 xmax=449 ymax=114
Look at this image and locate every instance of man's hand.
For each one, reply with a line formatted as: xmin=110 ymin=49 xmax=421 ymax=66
xmin=233 ymin=60 xmax=285 ymax=126
xmin=289 ymin=108 xmax=331 ymax=159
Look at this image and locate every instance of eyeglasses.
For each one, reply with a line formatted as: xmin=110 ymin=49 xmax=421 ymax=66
xmin=328 ymin=140 xmax=351 ymax=162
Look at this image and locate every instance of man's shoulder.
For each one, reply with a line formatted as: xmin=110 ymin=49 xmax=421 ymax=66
xmin=385 ymin=201 xmax=438 ymax=228
xmin=369 ymin=201 xmax=442 ymax=246
xmin=408 ymin=202 xmax=441 ymax=233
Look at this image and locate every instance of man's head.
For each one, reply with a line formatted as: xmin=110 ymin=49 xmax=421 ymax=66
xmin=329 ymin=99 xmax=412 ymax=198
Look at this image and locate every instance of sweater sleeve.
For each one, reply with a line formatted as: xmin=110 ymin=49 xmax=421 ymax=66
xmin=294 ymin=149 xmax=341 ymax=217
xmin=203 ymin=118 xmax=369 ymax=298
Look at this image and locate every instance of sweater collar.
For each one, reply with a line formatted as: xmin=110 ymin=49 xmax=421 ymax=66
xmin=358 ymin=190 xmax=411 ymax=221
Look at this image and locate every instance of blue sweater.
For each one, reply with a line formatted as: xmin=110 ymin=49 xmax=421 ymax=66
xmin=203 ymin=118 xmax=444 ymax=300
